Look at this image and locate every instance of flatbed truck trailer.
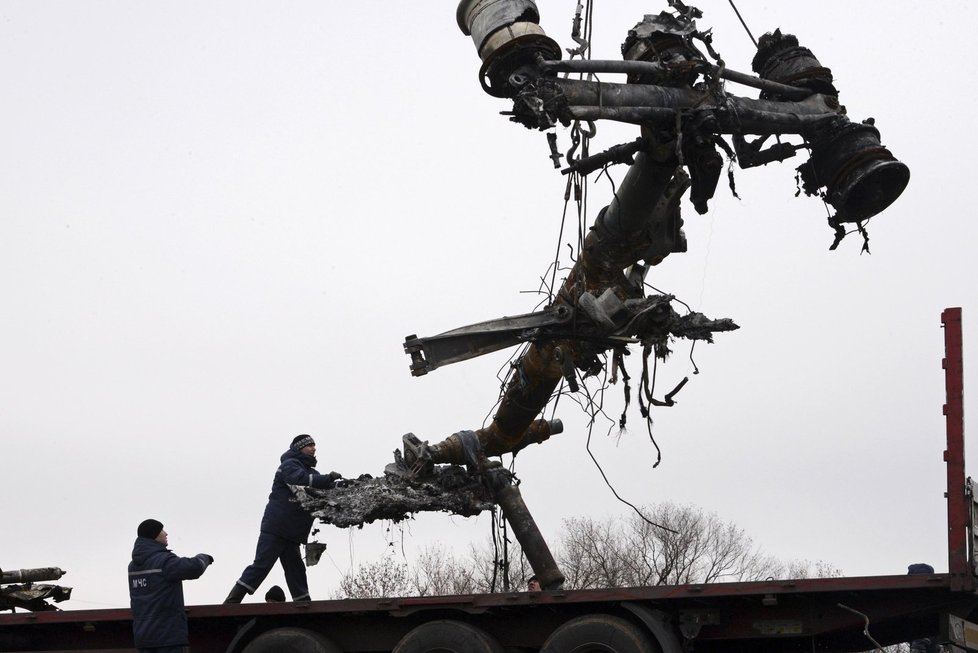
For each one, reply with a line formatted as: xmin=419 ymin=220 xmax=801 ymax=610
xmin=2 ymin=307 xmax=975 ymax=652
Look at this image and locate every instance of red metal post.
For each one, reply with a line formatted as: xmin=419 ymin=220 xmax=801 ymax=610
xmin=942 ymin=307 xmax=968 ymax=587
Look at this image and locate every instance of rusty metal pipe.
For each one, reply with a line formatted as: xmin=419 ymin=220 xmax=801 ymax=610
xmin=495 ymin=484 xmax=564 ymax=589
xmin=430 ymin=150 xmax=680 ymax=463
xmin=441 ymin=339 xmax=564 ymax=462
xmin=491 ymin=417 xmax=562 ymax=457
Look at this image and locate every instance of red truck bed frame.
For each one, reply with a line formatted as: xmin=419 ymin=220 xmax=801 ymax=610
xmin=2 ymin=308 xmax=975 ymax=652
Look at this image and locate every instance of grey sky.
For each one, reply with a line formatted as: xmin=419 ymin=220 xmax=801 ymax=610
xmin=2 ymin=1 xmax=976 ymax=608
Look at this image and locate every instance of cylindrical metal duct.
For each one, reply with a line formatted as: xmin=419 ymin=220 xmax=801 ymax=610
xmin=456 ymin=0 xmax=560 ymax=97
xmin=495 ymin=484 xmax=564 ymax=590
xmin=799 ymin=120 xmax=910 ymax=223
xmin=1 ymin=567 xmax=66 ymax=585
xmin=751 ymin=30 xmax=837 ymax=100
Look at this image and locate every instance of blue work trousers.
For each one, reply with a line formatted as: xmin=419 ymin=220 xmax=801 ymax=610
xmin=236 ymin=531 xmax=309 ymax=601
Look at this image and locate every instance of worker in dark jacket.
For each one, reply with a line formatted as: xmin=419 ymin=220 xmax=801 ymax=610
xmin=225 ymin=434 xmax=341 ymax=603
xmin=128 ymin=519 xmax=213 ymax=653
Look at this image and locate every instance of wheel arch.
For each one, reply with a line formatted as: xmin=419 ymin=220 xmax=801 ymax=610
xmin=621 ymin=602 xmax=683 ymax=653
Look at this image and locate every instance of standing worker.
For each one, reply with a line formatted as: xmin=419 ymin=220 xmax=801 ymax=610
xmin=128 ymin=519 xmax=213 ymax=653
xmin=225 ymin=434 xmax=342 ymax=603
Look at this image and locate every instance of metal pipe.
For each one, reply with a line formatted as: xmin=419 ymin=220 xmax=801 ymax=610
xmin=466 ymin=342 xmax=565 ymax=461
xmin=1 ymin=568 xmax=65 ymax=585
xmin=428 ymin=150 xmax=679 ymax=464
xmin=565 ymin=104 xmax=836 ymax=134
xmin=430 ymin=418 xmax=564 ymax=464
xmin=495 ymin=484 xmax=564 ymax=589
xmin=539 ymin=58 xmax=812 ymax=100
xmin=553 ymin=78 xmax=840 ymax=134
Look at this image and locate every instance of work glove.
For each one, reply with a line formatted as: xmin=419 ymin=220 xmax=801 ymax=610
xmin=200 ymin=554 xmax=214 ymax=565
xmin=328 ymin=471 xmax=342 ymax=481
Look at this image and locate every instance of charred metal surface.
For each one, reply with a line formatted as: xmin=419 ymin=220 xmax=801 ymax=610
xmin=294 ymin=466 xmax=497 ymax=529
xmin=405 ymin=146 xmax=739 ymax=470
xmin=752 ymin=29 xmax=837 ymax=99
xmin=798 ymin=118 xmax=908 ymax=223
xmin=403 ymin=304 xmax=573 ymax=377
xmin=456 ymin=0 xmax=561 ymax=98
xmin=425 ymin=419 xmax=563 ymax=466
xmin=459 ymin=1 xmax=909 ymax=226
xmin=0 ymin=568 xmax=71 ymax=612
xmin=1 ymin=568 xmax=65 ymax=585
xmin=309 ymin=2 xmax=909 ymax=590
xmin=404 ymin=292 xmax=733 ymax=381
xmin=295 ymin=446 xmax=564 ymax=586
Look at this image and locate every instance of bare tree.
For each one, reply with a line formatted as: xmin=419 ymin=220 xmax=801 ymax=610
xmin=410 ymin=544 xmax=480 ymax=596
xmin=468 ymin=540 xmax=534 ymax=592
xmin=331 ymin=502 xmax=841 ymax=598
xmin=334 ymin=555 xmax=409 ymax=599
xmin=556 ymin=503 xmax=844 ymax=589
xmin=555 ymin=503 xmax=785 ymax=588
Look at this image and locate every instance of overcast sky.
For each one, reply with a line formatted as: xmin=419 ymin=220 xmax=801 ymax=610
xmin=2 ymin=1 xmax=976 ymax=609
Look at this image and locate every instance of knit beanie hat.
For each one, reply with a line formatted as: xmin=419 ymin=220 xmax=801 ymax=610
xmin=137 ymin=519 xmax=164 ymax=540
xmin=291 ymin=434 xmax=315 ymax=451
xmin=265 ymin=585 xmax=286 ymax=602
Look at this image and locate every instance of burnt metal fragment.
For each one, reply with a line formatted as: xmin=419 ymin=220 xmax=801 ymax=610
xmin=374 ymin=0 xmax=910 ymax=592
xmin=458 ymin=1 xmax=909 ymax=224
xmin=294 ymin=466 xmax=496 ymax=529
xmin=295 ymin=439 xmax=567 ymax=588
xmin=0 ymin=567 xmax=71 ymax=612
xmin=456 ymin=0 xmax=561 ymax=98
xmin=752 ymin=29 xmax=837 ymax=99
xmin=403 ymin=303 xmax=572 ymax=377
xmin=797 ymin=118 xmax=909 ymax=223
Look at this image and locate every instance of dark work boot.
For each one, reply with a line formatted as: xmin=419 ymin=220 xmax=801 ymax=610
xmin=223 ymin=583 xmax=248 ymax=604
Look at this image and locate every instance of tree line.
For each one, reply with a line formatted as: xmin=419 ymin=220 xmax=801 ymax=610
xmin=333 ymin=502 xmax=841 ymax=599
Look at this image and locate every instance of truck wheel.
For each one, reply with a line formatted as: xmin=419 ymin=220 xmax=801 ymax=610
xmin=392 ymin=619 xmax=504 ymax=653
xmin=540 ymin=614 xmax=659 ymax=653
xmin=242 ymin=626 xmax=342 ymax=653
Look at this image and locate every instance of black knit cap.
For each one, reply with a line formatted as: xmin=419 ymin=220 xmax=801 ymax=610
xmin=137 ymin=519 xmax=164 ymax=540
xmin=291 ymin=434 xmax=315 ymax=451
xmin=265 ymin=585 xmax=286 ymax=602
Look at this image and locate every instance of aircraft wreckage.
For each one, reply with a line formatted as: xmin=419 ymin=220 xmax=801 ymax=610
xmin=297 ymin=0 xmax=909 ymax=589
xmin=0 ymin=568 xmax=71 ymax=612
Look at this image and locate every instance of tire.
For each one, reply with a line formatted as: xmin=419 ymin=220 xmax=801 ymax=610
xmin=392 ymin=619 xmax=504 ymax=653
xmin=242 ymin=626 xmax=343 ymax=653
xmin=540 ymin=614 xmax=659 ymax=653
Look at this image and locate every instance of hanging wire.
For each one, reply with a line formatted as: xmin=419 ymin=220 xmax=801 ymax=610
xmin=547 ymin=176 xmax=575 ymax=303
xmin=489 ymin=509 xmax=500 ymax=593
xmin=582 ymin=379 xmax=677 ymax=534
xmin=500 ymin=511 xmax=510 ymax=592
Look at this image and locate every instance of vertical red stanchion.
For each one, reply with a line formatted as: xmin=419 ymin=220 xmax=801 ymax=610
xmin=942 ymin=307 xmax=967 ymax=587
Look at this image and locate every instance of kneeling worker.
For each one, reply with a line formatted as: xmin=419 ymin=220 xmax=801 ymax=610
xmin=225 ymin=434 xmax=342 ymax=603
